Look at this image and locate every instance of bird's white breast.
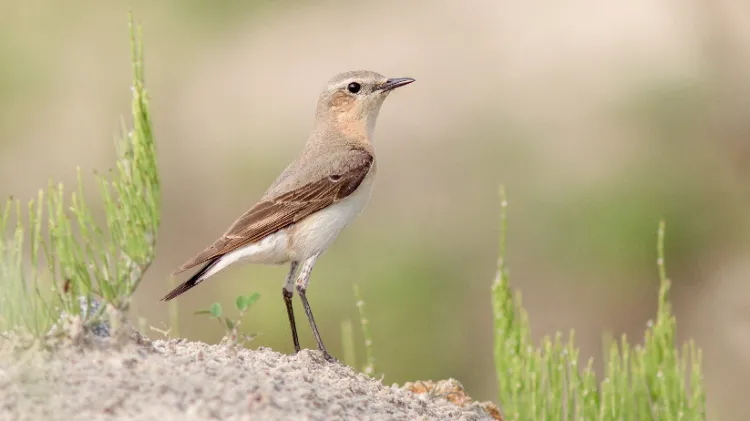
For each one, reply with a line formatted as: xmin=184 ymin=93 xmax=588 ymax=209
xmin=288 ymin=168 xmax=376 ymax=260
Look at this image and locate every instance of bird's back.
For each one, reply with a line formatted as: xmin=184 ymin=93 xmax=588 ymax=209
xmin=261 ymin=132 xmax=374 ymax=200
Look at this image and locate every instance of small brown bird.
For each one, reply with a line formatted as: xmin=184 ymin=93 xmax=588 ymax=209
xmin=162 ymin=70 xmax=414 ymax=362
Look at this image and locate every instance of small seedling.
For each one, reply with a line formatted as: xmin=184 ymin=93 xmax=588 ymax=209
xmin=194 ymin=292 xmax=260 ymax=347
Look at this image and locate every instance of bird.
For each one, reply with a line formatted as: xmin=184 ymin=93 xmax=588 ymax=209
xmin=161 ymin=70 xmax=415 ymax=362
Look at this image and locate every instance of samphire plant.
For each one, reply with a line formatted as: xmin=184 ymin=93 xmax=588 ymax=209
xmin=492 ymin=187 xmax=706 ymax=421
xmin=0 ymin=15 xmax=159 ymax=339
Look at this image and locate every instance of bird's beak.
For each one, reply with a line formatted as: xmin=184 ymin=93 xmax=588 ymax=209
xmin=377 ymin=77 xmax=415 ymax=92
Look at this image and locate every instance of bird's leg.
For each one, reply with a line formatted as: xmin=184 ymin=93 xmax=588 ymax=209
xmin=295 ymin=254 xmax=337 ymax=363
xmin=282 ymin=261 xmax=300 ymax=353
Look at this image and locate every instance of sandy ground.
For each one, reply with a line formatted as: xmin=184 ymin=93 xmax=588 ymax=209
xmin=0 ymin=334 xmax=501 ymax=421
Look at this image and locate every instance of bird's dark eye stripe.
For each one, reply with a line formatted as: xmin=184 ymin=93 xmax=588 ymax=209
xmin=347 ymin=82 xmax=361 ymax=94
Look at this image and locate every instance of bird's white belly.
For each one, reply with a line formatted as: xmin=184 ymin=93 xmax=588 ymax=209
xmin=202 ymin=229 xmax=291 ymax=279
xmin=288 ymin=171 xmax=375 ymax=260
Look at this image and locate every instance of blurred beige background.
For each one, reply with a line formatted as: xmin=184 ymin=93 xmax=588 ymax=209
xmin=1 ymin=0 xmax=749 ymax=419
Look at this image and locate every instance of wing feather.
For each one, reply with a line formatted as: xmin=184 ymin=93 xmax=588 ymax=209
xmin=172 ymin=149 xmax=373 ymax=275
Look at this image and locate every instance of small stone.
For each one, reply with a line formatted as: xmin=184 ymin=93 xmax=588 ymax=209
xmin=49 ymin=296 xmax=111 ymax=338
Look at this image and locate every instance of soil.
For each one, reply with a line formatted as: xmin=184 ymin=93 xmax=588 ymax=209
xmin=0 ymin=332 xmax=502 ymax=421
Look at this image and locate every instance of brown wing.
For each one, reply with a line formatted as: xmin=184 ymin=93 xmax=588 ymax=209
xmin=172 ymin=151 xmax=373 ymax=275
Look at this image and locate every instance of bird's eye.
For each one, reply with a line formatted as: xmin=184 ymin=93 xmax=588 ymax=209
xmin=347 ymin=82 xmax=361 ymax=94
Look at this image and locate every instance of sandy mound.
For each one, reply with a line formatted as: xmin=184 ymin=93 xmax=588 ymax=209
xmin=0 ymin=335 xmax=501 ymax=421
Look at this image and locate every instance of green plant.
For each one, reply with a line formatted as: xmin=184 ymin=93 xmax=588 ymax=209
xmin=340 ymin=284 xmax=377 ymax=375
xmin=340 ymin=318 xmax=356 ymax=368
xmin=492 ymin=187 xmax=706 ymax=421
xmin=194 ymin=292 xmax=261 ymax=347
xmin=354 ymin=284 xmax=376 ymax=376
xmin=0 ymin=15 xmax=159 ymax=338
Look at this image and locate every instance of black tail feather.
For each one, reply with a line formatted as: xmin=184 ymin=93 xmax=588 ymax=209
xmin=161 ymin=258 xmax=220 ymax=301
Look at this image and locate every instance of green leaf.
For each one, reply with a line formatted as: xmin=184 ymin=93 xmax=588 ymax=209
xmin=225 ymin=318 xmax=234 ymax=330
xmin=235 ymin=292 xmax=260 ymax=312
xmin=246 ymin=292 xmax=260 ymax=306
xmin=193 ymin=309 xmax=211 ymax=316
xmin=235 ymin=295 xmax=249 ymax=312
xmin=209 ymin=302 xmax=222 ymax=318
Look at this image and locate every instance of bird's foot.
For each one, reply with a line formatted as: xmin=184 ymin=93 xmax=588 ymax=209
xmin=322 ymin=350 xmax=338 ymax=363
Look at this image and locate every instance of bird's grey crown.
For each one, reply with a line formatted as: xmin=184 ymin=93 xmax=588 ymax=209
xmin=326 ymin=70 xmax=387 ymax=89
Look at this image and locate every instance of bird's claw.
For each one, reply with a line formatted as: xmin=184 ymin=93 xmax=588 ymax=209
xmin=322 ymin=351 xmax=338 ymax=364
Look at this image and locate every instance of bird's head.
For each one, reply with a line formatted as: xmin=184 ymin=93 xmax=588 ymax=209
xmin=315 ymin=70 xmax=414 ymax=138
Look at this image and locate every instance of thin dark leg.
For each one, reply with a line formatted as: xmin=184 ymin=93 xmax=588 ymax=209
xmin=296 ymin=285 xmax=336 ymax=363
xmin=282 ymin=261 xmax=300 ymax=353
xmin=283 ymin=288 xmax=300 ymax=353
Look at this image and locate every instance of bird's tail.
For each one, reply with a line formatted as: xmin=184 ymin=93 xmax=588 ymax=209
xmin=161 ymin=257 xmax=220 ymax=301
